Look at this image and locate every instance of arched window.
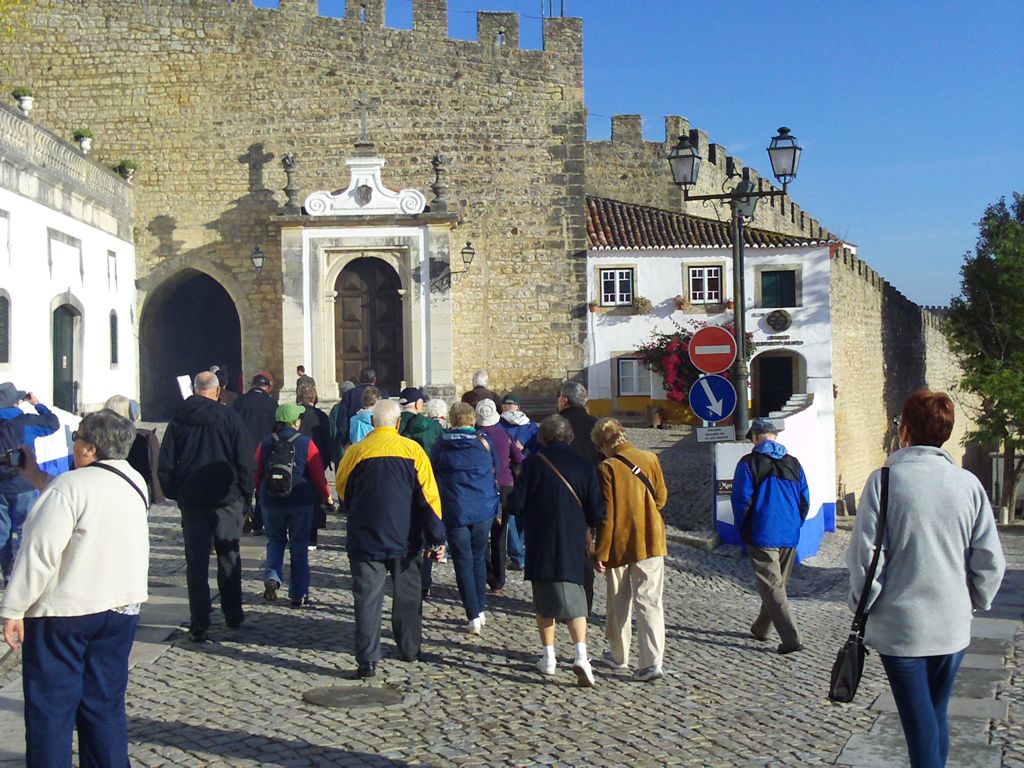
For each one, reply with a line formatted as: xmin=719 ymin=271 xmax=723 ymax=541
xmin=109 ymin=310 xmax=119 ymax=366
xmin=0 ymin=294 xmax=9 ymax=364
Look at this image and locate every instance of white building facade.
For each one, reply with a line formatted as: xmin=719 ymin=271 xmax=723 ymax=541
xmin=0 ymin=102 xmax=136 ymax=413
xmin=584 ymin=196 xmax=840 ymax=557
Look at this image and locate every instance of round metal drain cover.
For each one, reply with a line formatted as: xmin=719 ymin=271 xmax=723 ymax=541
xmin=303 ymin=685 xmax=405 ymax=709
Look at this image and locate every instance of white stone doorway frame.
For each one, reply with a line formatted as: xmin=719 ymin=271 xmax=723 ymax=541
xmin=280 ymin=222 xmax=456 ymax=402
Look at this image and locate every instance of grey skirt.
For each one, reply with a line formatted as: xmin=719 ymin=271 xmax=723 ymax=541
xmin=531 ymin=580 xmax=587 ymax=621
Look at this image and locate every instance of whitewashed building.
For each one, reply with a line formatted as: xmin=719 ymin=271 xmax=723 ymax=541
xmin=584 ymin=196 xmax=842 ymax=557
xmin=0 ymin=102 xmax=136 ymax=413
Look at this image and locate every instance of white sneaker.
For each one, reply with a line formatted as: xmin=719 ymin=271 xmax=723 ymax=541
xmin=596 ymin=650 xmax=628 ymax=670
xmin=536 ymin=656 xmax=557 ymax=676
xmin=307 ymin=545 xmax=316 ymax=552
xmin=635 ymin=665 xmax=664 ymax=682
xmin=572 ymin=657 xmax=595 ymax=687
xmin=467 ymin=617 xmax=482 ymax=635
xmin=477 ymin=612 xmax=486 ymax=627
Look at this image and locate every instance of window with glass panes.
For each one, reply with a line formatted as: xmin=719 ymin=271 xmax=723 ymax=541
xmin=617 ymin=358 xmax=652 ymax=396
xmin=689 ymin=265 xmax=722 ymax=303
xmin=760 ymin=270 xmax=797 ymax=307
xmin=600 ymin=268 xmax=634 ymax=306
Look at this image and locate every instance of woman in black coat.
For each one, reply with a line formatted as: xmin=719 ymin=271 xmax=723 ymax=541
xmin=507 ymin=414 xmax=605 ymax=687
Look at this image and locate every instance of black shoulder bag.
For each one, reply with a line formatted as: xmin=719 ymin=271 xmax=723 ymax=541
xmin=610 ymin=454 xmax=656 ymax=499
xmin=828 ymin=467 xmax=889 ymax=703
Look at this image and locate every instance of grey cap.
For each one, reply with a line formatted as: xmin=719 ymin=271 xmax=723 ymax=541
xmin=745 ymin=417 xmax=782 ymax=440
xmin=0 ymin=382 xmax=27 ymax=409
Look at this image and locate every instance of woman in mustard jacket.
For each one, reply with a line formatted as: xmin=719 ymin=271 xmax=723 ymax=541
xmin=591 ymin=417 xmax=669 ymax=682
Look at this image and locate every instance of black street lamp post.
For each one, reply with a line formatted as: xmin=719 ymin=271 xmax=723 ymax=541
xmin=667 ymin=127 xmax=803 ymax=437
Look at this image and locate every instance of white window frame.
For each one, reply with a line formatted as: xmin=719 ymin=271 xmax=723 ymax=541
xmin=688 ymin=265 xmax=722 ymax=304
xmin=599 ymin=267 xmax=635 ymax=307
xmin=617 ymin=357 xmax=652 ymax=396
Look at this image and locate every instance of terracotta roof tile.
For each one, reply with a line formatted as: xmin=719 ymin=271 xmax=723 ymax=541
xmin=586 ymin=196 xmax=830 ymax=250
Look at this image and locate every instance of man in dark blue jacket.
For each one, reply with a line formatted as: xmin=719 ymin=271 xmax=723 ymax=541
xmin=158 ymin=371 xmax=255 ymax=642
xmin=730 ymin=417 xmax=810 ymax=654
xmin=0 ymin=383 xmax=59 ymax=584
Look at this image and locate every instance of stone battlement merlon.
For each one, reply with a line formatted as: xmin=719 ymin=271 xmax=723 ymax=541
xmin=598 ymin=113 xmax=829 ymax=240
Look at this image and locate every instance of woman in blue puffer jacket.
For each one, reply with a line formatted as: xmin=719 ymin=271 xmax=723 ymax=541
xmin=430 ymin=402 xmax=499 ymax=635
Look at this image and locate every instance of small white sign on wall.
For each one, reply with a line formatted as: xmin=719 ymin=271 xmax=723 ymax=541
xmin=176 ymin=375 xmax=192 ymax=400
xmin=697 ymin=425 xmax=736 ymax=443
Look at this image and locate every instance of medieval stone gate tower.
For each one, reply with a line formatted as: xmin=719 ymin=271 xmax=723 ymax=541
xmin=2 ymin=0 xmax=587 ymax=414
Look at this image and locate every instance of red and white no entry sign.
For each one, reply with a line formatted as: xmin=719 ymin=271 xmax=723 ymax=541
xmin=688 ymin=326 xmax=737 ymax=374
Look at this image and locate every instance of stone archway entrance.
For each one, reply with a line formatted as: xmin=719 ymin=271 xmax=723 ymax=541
xmin=335 ymin=257 xmax=404 ymax=394
xmin=140 ymin=270 xmax=242 ymax=420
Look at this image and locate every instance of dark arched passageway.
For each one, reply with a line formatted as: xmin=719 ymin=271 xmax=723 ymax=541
xmin=140 ymin=271 xmax=242 ymax=420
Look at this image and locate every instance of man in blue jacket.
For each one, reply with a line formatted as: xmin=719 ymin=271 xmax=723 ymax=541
xmin=0 ymin=383 xmax=60 ymax=584
xmin=730 ymin=417 xmax=809 ymax=654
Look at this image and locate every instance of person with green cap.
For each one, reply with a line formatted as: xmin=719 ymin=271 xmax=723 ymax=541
xmin=254 ymin=402 xmax=333 ymax=608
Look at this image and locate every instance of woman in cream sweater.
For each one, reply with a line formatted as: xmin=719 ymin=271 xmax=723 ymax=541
xmin=591 ymin=417 xmax=669 ymax=682
xmin=1 ymin=408 xmax=150 ymax=767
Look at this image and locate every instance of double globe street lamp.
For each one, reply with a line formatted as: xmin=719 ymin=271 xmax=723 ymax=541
xmin=666 ymin=127 xmax=802 ymax=436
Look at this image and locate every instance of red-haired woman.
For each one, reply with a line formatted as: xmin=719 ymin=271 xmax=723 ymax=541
xmin=847 ymin=389 xmax=1005 ymax=767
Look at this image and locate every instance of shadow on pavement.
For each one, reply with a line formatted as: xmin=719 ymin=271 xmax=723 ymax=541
xmin=127 ymin=717 xmax=430 ymax=766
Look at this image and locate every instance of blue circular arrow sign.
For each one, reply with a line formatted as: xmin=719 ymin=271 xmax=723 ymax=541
xmin=688 ymin=374 xmax=737 ymax=423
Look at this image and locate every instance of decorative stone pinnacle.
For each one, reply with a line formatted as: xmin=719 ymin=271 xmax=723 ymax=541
xmin=282 ymin=152 xmax=300 ymax=213
xmin=430 ymin=151 xmax=449 ymax=213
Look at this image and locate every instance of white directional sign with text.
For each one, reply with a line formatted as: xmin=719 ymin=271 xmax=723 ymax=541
xmin=688 ymin=374 xmax=737 ymax=423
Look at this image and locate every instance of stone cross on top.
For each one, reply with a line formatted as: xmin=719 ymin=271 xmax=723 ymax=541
xmin=354 ymin=92 xmax=380 ymax=154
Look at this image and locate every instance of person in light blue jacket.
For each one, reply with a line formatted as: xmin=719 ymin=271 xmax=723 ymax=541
xmin=848 ymin=390 xmax=1004 ymax=768
xmin=348 ymin=386 xmax=380 ymax=446
xmin=730 ymin=417 xmax=810 ymax=655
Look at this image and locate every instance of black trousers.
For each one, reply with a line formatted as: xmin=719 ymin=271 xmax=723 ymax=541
xmin=351 ymin=553 xmax=423 ymax=663
xmin=486 ymin=488 xmax=513 ymax=590
xmin=180 ymin=500 xmax=245 ymax=630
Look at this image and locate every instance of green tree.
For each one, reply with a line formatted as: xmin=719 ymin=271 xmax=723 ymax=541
xmin=945 ymin=192 xmax=1024 ymax=510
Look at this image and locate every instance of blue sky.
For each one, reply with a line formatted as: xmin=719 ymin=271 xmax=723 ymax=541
xmin=271 ymin=0 xmax=1024 ymax=306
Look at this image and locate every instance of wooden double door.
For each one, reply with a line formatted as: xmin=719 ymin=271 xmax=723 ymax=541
xmin=334 ymin=257 xmax=404 ymax=394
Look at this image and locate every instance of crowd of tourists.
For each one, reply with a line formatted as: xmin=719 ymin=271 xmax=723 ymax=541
xmin=0 ymin=370 xmax=1007 ymax=768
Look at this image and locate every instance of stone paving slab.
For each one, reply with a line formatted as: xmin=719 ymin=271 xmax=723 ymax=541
xmin=963 ymin=653 xmax=1011 ymax=670
xmin=871 ymin=691 xmax=1009 ymax=721
xmin=973 ymin=618 xmax=1022 ymax=640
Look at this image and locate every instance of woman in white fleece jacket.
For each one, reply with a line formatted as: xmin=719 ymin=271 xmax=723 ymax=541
xmin=1 ymin=409 xmax=149 ymax=768
xmin=847 ymin=390 xmax=1004 ymax=768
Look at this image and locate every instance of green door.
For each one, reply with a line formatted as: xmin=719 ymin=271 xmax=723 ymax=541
xmin=52 ymin=305 xmax=76 ymax=411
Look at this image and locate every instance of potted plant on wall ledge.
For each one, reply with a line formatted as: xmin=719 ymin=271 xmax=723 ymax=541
xmin=11 ymin=87 xmax=33 ymax=117
xmin=673 ymin=294 xmax=690 ymax=311
xmin=588 ymin=299 xmax=599 ymax=313
xmin=73 ymin=129 xmax=93 ymax=154
xmin=630 ymin=295 xmax=653 ymax=315
xmin=115 ymin=159 xmax=137 ymax=182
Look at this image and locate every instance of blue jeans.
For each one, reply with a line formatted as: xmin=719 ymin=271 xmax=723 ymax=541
xmin=0 ymin=489 xmax=39 ymax=582
xmin=23 ymin=610 xmax=139 ymax=768
xmin=880 ymin=650 xmax=965 ymax=767
xmin=506 ymin=514 xmax=525 ymax=567
xmin=447 ymin=519 xmax=492 ymax=620
xmin=263 ymin=503 xmax=313 ymax=600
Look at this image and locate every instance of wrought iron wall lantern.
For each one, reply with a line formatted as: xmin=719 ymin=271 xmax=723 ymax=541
xmin=250 ymin=246 xmax=266 ymax=274
xmin=666 ymin=126 xmax=804 ymax=436
xmin=431 ymin=241 xmax=476 ymax=291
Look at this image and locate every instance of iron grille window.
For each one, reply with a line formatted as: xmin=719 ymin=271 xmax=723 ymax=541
xmin=0 ymin=295 xmax=8 ymax=364
xmin=109 ymin=311 xmax=119 ymax=366
xmin=689 ymin=266 xmax=722 ymax=303
xmin=600 ymin=268 xmax=634 ymax=306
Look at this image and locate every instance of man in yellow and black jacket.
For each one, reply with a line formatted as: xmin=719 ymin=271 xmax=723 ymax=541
xmin=335 ymin=399 xmax=445 ymax=678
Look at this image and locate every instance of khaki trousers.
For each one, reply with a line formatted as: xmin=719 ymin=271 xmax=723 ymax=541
xmin=604 ymin=556 xmax=665 ymax=669
xmin=748 ymin=545 xmax=800 ymax=646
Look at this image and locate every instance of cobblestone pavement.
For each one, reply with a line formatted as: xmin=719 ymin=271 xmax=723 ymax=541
xmin=7 ymin=428 xmax=1023 ymax=766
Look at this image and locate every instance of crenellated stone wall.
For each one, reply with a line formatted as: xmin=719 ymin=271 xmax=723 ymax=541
xmin=1 ymin=0 xmax=586 ymax=395
xmin=829 ymin=246 xmax=979 ymax=507
xmin=585 ymin=115 xmax=834 ymax=241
